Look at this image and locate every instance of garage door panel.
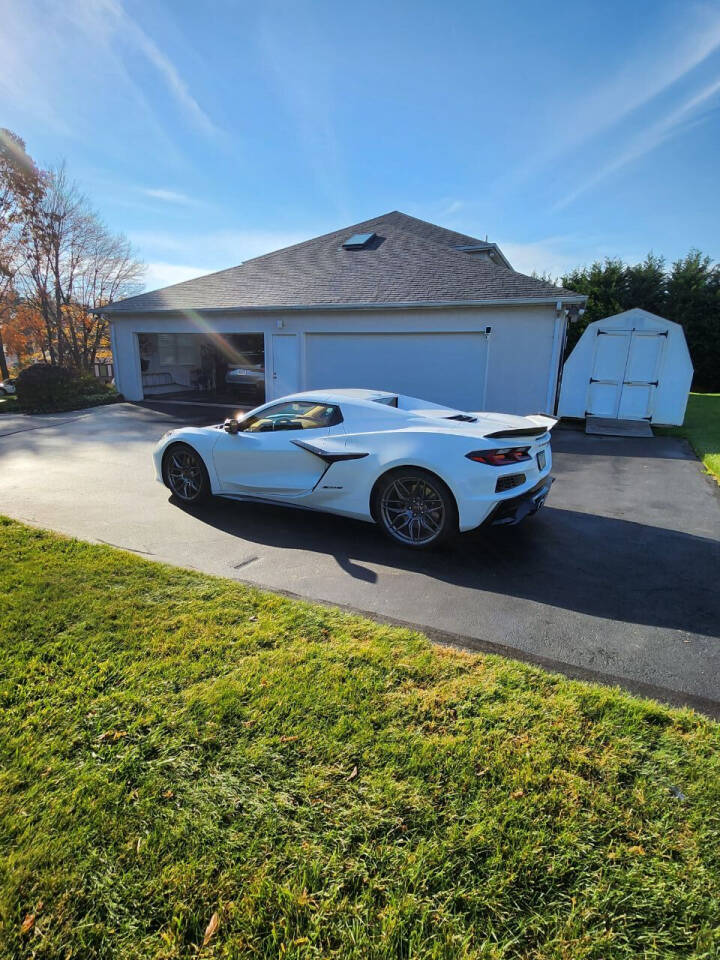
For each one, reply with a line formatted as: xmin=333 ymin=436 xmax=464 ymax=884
xmin=305 ymin=333 xmax=487 ymax=411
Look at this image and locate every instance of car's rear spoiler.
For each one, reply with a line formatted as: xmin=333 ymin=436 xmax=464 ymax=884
xmin=484 ymin=414 xmax=558 ymax=440
xmin=525 ymin=414 xmax=558 ymax=431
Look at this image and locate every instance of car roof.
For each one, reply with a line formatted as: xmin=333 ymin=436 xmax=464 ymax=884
xmin=288 ymin=388 xmax=397 ymax=403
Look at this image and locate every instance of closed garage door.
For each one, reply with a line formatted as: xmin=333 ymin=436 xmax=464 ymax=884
xmin=305 ymin=332 xmax=488 ymax=410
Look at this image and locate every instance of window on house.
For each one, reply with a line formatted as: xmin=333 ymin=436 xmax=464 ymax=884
xmin=157 ymin=334 xmax=197 ymax=366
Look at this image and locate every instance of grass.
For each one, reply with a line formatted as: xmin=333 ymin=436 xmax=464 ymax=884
xmin=0 ymin=395 xmax=19 ymax=414
xmin=658 ymin=392 xmax=720 ymax=482
xmin=1 ymin=518 xmax=719 ymax=959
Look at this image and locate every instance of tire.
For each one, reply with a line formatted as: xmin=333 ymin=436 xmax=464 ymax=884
xmin=162 ymin=443 xmax=211 ymax=504
xmin=373 ymin=467 xmax=457 ymax=548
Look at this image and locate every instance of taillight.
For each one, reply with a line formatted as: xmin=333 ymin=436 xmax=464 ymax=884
xmin=466 ymin=447 xmax=531 ymax=466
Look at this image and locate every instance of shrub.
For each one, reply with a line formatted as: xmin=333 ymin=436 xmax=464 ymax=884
xmin=15 ymin=364 xmax=119 ymax=413
xmin=15 ymin=364 xmax=74 ymax=409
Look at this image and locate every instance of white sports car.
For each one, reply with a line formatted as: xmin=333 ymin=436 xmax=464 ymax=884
xmin=153 ymin=388 xmax=556 ymax=548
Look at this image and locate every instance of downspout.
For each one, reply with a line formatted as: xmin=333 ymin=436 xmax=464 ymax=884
xmin=108 ymin=317 xmax=119 ymax=391
xmin=545 ymin=301 xmax=565 ymax=414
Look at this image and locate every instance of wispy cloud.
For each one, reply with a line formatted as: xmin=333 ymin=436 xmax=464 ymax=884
xmin=496 ymin=4 xmax=720 ymax=192
xmin=140 ymin=188 xmax=196 ymax=206
xmin=255 ymin=15 xmax=348 ymax=216
xmin=555 ymin=76 xmax=720 ymax=210
xmin=0 ymin=0 xmax=218 ymax=142
xmin=499 ymin=235 xmax=636 ymax=279
xmin=92 ymin=0 xmax=219 ymax=137
xmin=144 ymin=262 xmax=216 ymax=291
xmin=132 ymin=228 xmax=313 ymax=289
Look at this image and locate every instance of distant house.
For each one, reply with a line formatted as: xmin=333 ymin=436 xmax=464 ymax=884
xmin=101 ymin=211 xmax=585 ymax=414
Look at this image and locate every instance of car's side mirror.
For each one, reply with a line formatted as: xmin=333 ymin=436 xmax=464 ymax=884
xmin=223 ymin=418 xmax=241 ymax=435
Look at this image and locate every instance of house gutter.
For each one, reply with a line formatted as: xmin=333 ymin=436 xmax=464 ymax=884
xmin=94 ymin=294 xmax=587 ymax=318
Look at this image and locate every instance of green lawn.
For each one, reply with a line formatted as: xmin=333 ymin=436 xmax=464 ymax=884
xmin=658 ymin=392 xmax=720 ymax=482
xmin=1 ymin=518 xmax=719 ymax=959
xmin=0 ymin=394 xmax=19 ymax=414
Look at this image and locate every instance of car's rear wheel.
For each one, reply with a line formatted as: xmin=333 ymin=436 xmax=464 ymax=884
xmin=162 ymin=443 xmax=210 ymax=504
xmin=374 ymin=468 xmax=457 ymax=548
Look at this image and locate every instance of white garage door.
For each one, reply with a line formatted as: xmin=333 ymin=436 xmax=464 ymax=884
xmin=305 ymin=332 xmax=488 ymax=410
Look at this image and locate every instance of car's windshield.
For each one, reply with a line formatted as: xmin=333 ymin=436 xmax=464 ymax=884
xmin=240 ymin=401 xmax=341 ymax=432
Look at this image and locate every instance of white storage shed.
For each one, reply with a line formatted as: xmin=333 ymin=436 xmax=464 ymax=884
xmin=558 ymin=308 xmax=693 ymax=426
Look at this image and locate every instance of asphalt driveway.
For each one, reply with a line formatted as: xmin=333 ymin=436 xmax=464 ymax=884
xmin=1 ymin=401 xmax=719 ymax=714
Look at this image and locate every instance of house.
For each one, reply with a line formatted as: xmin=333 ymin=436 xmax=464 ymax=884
xmin=101 ymin=211 xmax=585 ymax=415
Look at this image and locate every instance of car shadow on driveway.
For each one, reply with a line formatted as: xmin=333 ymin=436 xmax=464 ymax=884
xmin=176 ymin=496 xmax=720 ymax=639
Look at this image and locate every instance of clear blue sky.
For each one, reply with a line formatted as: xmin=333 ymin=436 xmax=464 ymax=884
xmin=2 ymin=0 xmax=719 ymax=291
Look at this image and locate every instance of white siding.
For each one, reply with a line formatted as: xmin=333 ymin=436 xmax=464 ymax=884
xmin=110 ymin=303 xmax=560 ymax=415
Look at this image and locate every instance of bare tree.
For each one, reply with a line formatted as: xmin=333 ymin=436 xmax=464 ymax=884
xmin=18 ymin=165 xmax=144 ymax=370
xmin=0 ymin=129 xmax=43 ymax=378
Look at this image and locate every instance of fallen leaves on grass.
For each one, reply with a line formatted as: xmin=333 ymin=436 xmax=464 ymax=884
xmin=203 ymin=911 xmax=219 ymax=946
xmin=20 ymin=903 xmax=42 ymax=935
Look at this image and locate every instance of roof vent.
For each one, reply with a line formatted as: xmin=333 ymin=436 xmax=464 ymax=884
xmin=342 ymin=232 xmax=375 ymax=250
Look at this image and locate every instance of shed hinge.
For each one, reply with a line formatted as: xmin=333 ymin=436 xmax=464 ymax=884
xmin=589 ymin=378 xmax=598 ymax=383
xmin=660 ymin=330 xmax=669 ymax=337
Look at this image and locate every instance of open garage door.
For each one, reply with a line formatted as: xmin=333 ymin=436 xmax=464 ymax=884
xmin=138 ymin=332 xmax=265 ymax=404
xmin=305 ymin=332 xmax=488 ymax=410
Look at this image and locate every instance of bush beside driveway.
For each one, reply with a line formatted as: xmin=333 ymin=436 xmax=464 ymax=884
xmin=1 ymin=517 xmax=719 ymax=959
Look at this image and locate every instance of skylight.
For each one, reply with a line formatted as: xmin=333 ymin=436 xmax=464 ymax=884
xmin=342 ymin=232 xmax=375 ymax=250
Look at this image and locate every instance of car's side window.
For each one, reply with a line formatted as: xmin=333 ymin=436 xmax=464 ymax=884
xmin=239 ymin=401 xmax=342 ymax=433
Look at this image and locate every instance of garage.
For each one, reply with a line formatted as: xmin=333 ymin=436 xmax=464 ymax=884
xmin=558 ymin=308 xmax=693 ymax=425
xmin=102 ymin=211 xmax=587 ymax=415
xmin=305 ymin=332 xmax=489 ymax=410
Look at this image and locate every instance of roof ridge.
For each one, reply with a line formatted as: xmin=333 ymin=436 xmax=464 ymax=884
xmin=239 ymin=211 xmax=399 ymax=266
xmin=381 ymin=210 xmax=486 ymax=247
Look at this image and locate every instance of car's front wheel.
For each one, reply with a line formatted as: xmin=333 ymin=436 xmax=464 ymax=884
xmin=374 ymin=468 xmax=457 ymax=548
xmin=162 ymin=443 xmax=211 ymax=504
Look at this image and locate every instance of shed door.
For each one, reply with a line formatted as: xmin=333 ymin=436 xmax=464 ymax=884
xmin=304 ymin=332 xmax=488 ymax=410
xmin=617 ymin=332 xmax=665 ymax=420
xmin=587 ymin=331 xmax=630 ymax=417
xmin=587 ymin=330 xmax=665 ymax=420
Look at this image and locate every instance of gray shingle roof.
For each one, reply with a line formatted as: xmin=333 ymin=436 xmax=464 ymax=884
xmin=103 ymin=211 xmax=583 ymax=315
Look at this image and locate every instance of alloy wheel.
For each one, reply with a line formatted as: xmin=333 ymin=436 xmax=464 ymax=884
xmin=380 ymin=475 xmax=446 ymax=545
xmin=166 ymin=448 xmax=204 ymax=501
